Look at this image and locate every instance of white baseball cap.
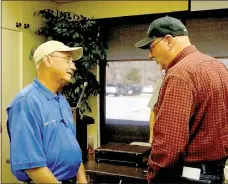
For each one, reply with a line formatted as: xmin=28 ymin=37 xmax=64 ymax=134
xmin=33 ymin=40 xmax=83 ymax=64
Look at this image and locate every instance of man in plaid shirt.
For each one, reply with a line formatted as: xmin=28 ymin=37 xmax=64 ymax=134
xmin=135 ymin=16 xmax=228 ymax=183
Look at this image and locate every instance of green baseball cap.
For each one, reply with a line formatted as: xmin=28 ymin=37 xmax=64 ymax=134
xmin=135 ymin=16 xmax=188 ymax=49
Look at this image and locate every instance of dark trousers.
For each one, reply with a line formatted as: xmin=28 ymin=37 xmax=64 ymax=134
xmin=151 ymin=159 xmax=226 ymax=184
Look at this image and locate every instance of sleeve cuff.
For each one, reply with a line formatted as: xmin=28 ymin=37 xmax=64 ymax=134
xmin=13 ymin=160 xmax=46 ymax=171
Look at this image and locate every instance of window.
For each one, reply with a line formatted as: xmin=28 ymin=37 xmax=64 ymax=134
xmin=102 ymin=58 xmax=228 ymax=145
xmin=104 ymin=60 xmax=163 ymax=144
xmin=218 ymin=58 xmax=228 ymax=68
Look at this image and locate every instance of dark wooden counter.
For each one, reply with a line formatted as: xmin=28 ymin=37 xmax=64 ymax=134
xmin=84 ymin=154 xmax=147 ymax=183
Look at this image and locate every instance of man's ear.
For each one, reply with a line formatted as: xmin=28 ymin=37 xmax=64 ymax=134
xmin=43 ymin=56 xmax=51 ymax=67
xmin=165 ymin=35 xmax=175 ymax=51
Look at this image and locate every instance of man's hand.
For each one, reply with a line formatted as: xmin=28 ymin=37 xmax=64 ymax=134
xmin=77 ymin=163 xmax=87 ymax=183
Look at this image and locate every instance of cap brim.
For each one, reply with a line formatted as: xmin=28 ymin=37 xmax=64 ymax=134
xmin=134 ymin=37 xmax=156 ymax=49
xmin=56 ymin=46 xmax=83 ymax=61
xmin=71 ymin=47 xmax=83 ymax=61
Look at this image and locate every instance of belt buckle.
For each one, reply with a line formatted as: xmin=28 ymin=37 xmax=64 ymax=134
xmin=68 ymin=178 xmax=76 ymax=183
xmin=69 ymin=179 xmax=73 ymax=183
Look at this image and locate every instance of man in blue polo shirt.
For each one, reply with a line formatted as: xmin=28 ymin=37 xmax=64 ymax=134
xmin=6 ymin=40 xmax=87 ymax=183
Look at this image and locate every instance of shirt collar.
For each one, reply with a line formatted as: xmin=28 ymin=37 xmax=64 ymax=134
xmin=166 ymin=45 xmax=197 ymax=72
xmin=33 ymin=78 xmax=62 ymax=100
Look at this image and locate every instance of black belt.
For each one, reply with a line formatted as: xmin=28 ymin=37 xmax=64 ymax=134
xmin=183 ymin=159 xmax=226 ymax=183
xmin=151 ymin=159 xmax=226 ymax=184
xmin=60 ymin=176 xmax=77 ymax=184
xmin=184 ymin=158 xmax=226 ymax=175
xmin=25 ymin=176 xmax=77 ymax=184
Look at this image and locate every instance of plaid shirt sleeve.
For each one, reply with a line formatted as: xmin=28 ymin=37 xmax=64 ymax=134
xmin=147 ymin=75 xmax=195 ymax=181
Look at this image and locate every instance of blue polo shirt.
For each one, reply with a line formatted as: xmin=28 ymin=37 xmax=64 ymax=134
xmin=6 ymin=79 xmax=82 ymax=181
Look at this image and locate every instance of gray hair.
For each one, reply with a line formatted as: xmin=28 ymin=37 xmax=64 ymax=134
xmin=35 ymin=59 xmax=43 ymax=71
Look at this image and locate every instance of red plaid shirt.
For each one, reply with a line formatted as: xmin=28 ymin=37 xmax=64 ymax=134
xmin=147 ymin=45 xmax=228 ymax=181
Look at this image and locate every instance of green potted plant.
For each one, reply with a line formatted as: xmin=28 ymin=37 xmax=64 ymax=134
xmin=34 ymin=9 xmax=108 ymax=115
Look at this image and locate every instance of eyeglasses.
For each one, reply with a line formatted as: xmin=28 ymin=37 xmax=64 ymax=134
xmin=48 ymin=54 xmax=73 ymax=64
xmin=148 ymin=37 xmax=165 ymax=52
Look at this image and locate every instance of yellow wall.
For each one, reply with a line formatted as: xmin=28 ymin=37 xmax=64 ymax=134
xmin=191 ymin=1 xmax=228 ymax=11
xmin=1 ymin=1 xmax=57 ymax=183
xmin=58 ymin=1 xmax=188 ymax=19
xmin=2 ymin=2 xmax=23 ymax=183
xmin=21 ymin=1 xmax=57 ymax=87
xmin=2 ymin=28 xmax=22 ymax=184
xmin=2 ymin=1 xmax=22 ymax=30
xmin=0 ymin=0 xmax=1 ymax=180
